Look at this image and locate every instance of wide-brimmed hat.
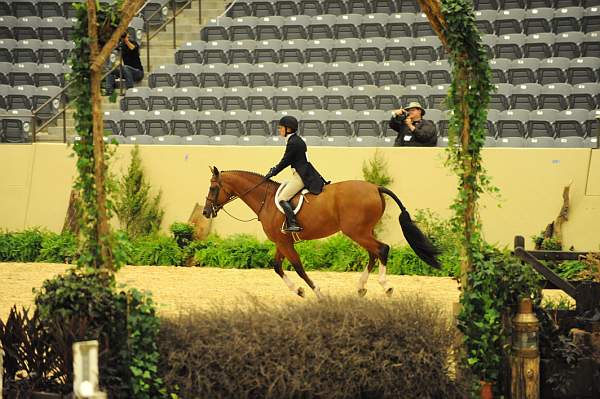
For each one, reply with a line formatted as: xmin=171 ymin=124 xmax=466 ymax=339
xmin=405 ymin=101 xmax=426 ymax=116
xmin=278 ymin=115 xmax=298 ymax=132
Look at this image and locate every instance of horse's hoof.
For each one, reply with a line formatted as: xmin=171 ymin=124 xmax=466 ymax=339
xmin=358 ymin=288 xmax=367 ymax=297
xmin=297 ymin=287 xmax=305 ymax=298
xmin=385 ymin=287 xmax=394 ymax=297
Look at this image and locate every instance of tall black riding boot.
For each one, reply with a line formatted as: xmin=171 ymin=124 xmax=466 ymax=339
xmin=279 ymin=200 xmax=302 ymax=232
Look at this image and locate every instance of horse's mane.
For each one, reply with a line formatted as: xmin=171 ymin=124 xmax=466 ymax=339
xmin=222 ymin=170 xmax=281 ymax=188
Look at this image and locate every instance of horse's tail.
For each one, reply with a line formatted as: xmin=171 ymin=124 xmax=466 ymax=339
xmin=378 ymin=187 xmax=441 ymax=269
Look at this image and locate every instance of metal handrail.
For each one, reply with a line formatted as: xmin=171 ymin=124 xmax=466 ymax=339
xmin=31 ymin=0 xmax=202 ymax=143
xmin=32 ymin=65 xmax=120 ymax=142
xmin=145 ymin=0 xmax=195 ymax=71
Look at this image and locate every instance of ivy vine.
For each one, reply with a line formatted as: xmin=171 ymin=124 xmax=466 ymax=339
xmin=440 ymin=0 xmax=496 ymax=274
xmin=69 ymin=1 xmax=121 ymax=270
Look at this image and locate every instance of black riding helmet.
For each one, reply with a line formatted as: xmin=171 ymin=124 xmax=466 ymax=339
xmin=278 ymin=115 xmax=298 ymax=133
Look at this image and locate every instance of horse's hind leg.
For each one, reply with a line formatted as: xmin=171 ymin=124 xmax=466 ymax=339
xmin=273 ymin=247 xmax=303 ymax=297
xmin=279 ymin=243 xmax=324 ymax=300
xmin=357 ymin=253 xmax=377 ymax=297
xmin=347 ymin=233 xmax=393 ymax=297
xmin=376 ymin=242 xmax=393 ymax=297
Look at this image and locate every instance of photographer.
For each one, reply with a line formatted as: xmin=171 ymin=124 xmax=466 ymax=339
xmin=389 ymin=102 xmax=437 ymax=147
xmin=104 ymin=32 xmax=144 ymax=96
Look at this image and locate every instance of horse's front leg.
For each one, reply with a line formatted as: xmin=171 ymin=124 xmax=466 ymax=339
xmin=273 ymin=247 xmax=305 ymax=297
xmin=280 ymin=243 xmax=324 ymax=300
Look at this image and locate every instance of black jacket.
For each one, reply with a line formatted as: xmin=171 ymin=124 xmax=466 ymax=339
xmin=269 ymin=134 xmax=327 ymax=194
xmin=389 ymin=116 xmax=437 ymax=147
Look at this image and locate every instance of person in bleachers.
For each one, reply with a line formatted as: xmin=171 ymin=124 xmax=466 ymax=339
xmin=104 ymin=32 xmax=144 ymax=96
xmin=389 ymin=102 xmax=437 ymax=147
xmin=265 ymin=116 xmax=328 ymax=233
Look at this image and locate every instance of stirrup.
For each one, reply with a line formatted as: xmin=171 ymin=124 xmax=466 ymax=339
xmin=284 ymin=225 xmax=303 ymax=232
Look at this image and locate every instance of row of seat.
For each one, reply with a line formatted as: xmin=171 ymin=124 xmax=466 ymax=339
xmin=98 ymin=108 xmax=600 ymax=138
xmin=0 ymin=15 xmax=144 ymax=41
xmin=0 ymin=39 xmax=74 ymax=64
xmin=0 ymin=0 xmax=167 ymax=26
xmin=79 ymin=134 xmax=595 ymax=148
xmin=118 ymin=83 xmax=600 ymax=112
xmin=147 ymin=60 xmax=600 ymax=87
xmin=0 ymin=84 xmax=63 ymax=119
xmin=223 ymin=0 xmax=600 ymax=18
xmin=200 ymin=11 xmax=599 ymax=43
xmin=0 ymin=63 xmax=71 ymax=86
xmin=177 ymin=33 xmax=600 ymax=65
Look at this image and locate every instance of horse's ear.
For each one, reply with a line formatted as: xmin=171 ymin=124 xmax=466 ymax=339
xmin=213 ymin=166 xmax=220 ymax=176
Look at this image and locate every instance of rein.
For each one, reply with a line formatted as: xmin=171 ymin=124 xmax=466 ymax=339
xmin=209 ymin=177 xmax=271 ymax=222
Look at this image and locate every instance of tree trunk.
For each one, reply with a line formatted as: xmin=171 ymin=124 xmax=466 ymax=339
xmin=188 ymin=203 xmax=212 ymax=240
xmin=87 ymin=0 xmax=113 ymax=270
xmin=62 ymin=189 xmax=80 ymax=235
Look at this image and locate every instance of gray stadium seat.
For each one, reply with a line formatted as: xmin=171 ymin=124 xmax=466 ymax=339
xmin=0 ymin=16 xmax=16 ymax=39
xmin=537 ymin=57 xmax=569 ymax=84
xmin=511 ymin=83 xmax=542 ymax=110
xmin=14 ymin=17 xmax=41 ymax=41
xmin=220 ymin=109 xmax=250 ymax=136
xmin=148 ymin=64 xmax=177 ymax=88
xmin=539 ymin=83 xmax=571 ymax=110
xmin=523 ymin=8 xmax=554 ymax=35
xmin=508 ymin=58 xmax=540 ymax=84
xmin=176 ymin=41 xmax=205 ymax=64
xmin=523 ymin=32 xmax=555 ymax=59
xmin=145 ymin=109 xmax=172 ymax=137
xmin=567 ymin=57 xmax=600 ymax=84
xmin=34 ymin=63 xmax=64 ymax=86
xmin=170 ymin=109 xmax=199 ymax=136
xmin=282 ymin=15 xmax=311 ymax=40
xmin=475 ymin=10 xmax=497 ymax=35
xmin=253 ymin=39 xmax=281 ymax=63
xmin=568 ymin=82 xmax=600 ymax=110
xmin=196 ymin=109 xmax=224 ymax=136
xmin=154 ymin=135 xmax=182 ymax=145
xmin=385 ymin=37 xmax=412 ymax=61
xmin=126 ymin=135 xmax=155 ymax=145
xmin=182 ymin=135 xmax=210 ymax=145
xmin=581 ymin=31 xmax=600 ymax=57
xmin=120 ymin=110 xmax=148 ymax=137
xmin=553 ymin=31 xmax=583 ymax=58
xmin=495 ymin=9 xmax=526 ymax=35
xmin=147 ymin=86 xmax=174 ymax=110
xmin=495 ymin=33 xmax=526 ymax=60
xmin=552 ymin=7 xmax=584 ymax=34
xmin=13 ymin=39 xmax=41 ymax=63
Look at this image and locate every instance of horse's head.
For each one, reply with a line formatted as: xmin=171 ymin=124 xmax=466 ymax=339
xmin=203 ymin=166 xmax=235 ymax=218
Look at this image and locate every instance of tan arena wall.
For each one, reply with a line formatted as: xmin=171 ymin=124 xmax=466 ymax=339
xmin=1 ymin=143 xmax=599 ymax=250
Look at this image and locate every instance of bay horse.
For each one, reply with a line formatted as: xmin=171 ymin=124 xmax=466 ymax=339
xmin=202 ymin=167 xmax=440 ymax=299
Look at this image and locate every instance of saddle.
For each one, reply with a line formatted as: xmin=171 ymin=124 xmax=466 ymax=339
xmin=274 ymin=182 xmax=309 ymax=215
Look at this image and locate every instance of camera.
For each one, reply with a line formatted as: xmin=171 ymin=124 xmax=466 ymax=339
xmin=394 ymin=110 xmax=408 ymax=122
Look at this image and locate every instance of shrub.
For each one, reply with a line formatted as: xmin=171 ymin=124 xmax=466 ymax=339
xmin=194 ymin=234 xmax=274 ymax=269
xmin=158 ymin=296 xmax=467 ymax=399
xmin=33 ymin=268 xmax=170 ymax=398
xmin=133 ymin=235 xmax=184 ymax=266
xmin=37 ymin=232 xmax=78 ymax=263
xmin=169 ymin=222 xmax=195 ymax=248
xmin=115 ymin=145 xmax=164 ymax=238
xmin=0 ymin=229 xmax=45 ymax=262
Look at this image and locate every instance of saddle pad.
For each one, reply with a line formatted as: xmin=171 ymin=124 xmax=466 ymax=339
xmin=275 ymin=182 xmax=309 ymax=215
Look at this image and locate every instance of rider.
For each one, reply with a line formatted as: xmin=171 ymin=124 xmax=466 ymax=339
xmin=265 ymin=116 xmax=327 ymax=233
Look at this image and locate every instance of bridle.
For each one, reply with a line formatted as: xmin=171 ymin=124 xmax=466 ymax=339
xmin=206 ymin=175 xmax=270 ymax=222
